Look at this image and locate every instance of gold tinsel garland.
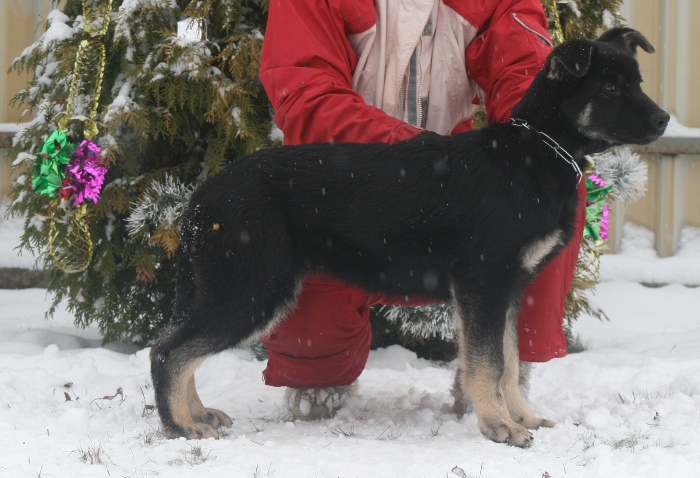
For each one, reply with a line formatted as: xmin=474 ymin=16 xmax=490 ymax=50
xmin=48 ymin=202 xmax=95 ymax=274
xmin=48 ymin=0 xmax=112 ymax=273
xmin=545 ymin=0 xmax=566 ymax=45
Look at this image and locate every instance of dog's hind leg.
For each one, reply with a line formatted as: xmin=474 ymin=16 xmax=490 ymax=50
xmin=452 ymin=281 xmax=533 ymax=448
xmin=151 ymin=270 xmax=302 ymax=439
xmin=150 ymin=325 xmax=228 ymax=439
xmin=500 ymin=301 xmax=555 ymax=430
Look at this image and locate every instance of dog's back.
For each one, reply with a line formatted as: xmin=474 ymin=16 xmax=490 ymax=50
xmin=179 ymin=124 xmax=582 ymax=305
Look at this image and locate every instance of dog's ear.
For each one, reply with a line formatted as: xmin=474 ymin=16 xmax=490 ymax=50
xmin=547 ymin=40 xmax=593 ymax=81
xmin=596 ymin=27 xmax=655 ymax=56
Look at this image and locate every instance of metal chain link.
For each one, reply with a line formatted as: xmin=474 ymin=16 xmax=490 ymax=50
xmin=510 ymin=118 xmax=583 ymax=185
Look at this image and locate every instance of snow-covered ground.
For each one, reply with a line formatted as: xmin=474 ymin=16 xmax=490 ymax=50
xmin=1 ymin=206 xmax=700 ymax=477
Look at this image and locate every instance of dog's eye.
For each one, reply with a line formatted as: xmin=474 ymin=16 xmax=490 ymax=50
xmin=603 ymin=84 xmax=618 ymax=93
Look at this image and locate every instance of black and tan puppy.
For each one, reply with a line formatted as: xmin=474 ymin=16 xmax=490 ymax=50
xmin=150 ymin=28 xmax=668 ymax=447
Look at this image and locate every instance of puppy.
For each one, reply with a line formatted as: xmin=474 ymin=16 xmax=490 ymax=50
xmin=150 ymin=28 xmax=668 ymax=447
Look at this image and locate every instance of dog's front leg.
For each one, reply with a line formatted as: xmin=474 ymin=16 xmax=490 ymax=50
xmin=499 ymin=299 xmax=555 ymax=431
xmin=451 ymin=283 xmax=533 ymax=448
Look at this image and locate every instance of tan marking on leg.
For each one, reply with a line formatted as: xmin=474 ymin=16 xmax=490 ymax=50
xmin=187 ymin=375 xmax=204 ymax=415
xmin=169 ymin=356 xmax=205 ymax=426
xmin=500 ymin=304 xmax=555 ymax=430
xmin=452 ymin=287 xmax=532 ymax=447
xmin=463 ymin=360 xmax=532 ymax=447
xmin=187 ymin=375 xmax=233 ymax=428
xmin=462 ymin=362 xmax=509 ymax=420
xmin=167 ymin=356 xmax=218 ymax=439
xmin=451 ymin=290 xmax=474 ymax=416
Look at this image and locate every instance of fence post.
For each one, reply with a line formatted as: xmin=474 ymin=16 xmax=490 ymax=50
xmin=632 ymin=137 xmax=700 ymax=257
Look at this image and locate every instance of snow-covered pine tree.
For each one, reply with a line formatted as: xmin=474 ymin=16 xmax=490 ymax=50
xmin=549 ymin=0 xmax=624 ymax=41
xmin=7 ymin=0 xmax=272 ymax=344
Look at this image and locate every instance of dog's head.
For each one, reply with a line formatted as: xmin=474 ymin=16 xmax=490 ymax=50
xmin=515 ymin=28 xmax=669 ymax=151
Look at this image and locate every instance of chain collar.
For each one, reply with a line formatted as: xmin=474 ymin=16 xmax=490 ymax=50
xmin=510 ymin=118 xmax=583 ymax=185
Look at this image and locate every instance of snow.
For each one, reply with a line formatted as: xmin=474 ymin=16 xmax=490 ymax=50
xmin=0 ymin=123 xmax=25 ymax=134
xmin=663 ymin=115 xmax=700 ymax=138
xmin=102 ymin=78 xmax=138 ymax=125
xmin=39 ymin=10 xmax=75 ymax=48
xmin=601 ymin=223 xmax=700 ymax=285
xmin=1 ymin=211 xmax=700 ymax=476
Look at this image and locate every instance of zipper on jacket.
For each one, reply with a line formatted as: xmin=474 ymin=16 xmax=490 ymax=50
xmin=398 ymin=12 xmax=434 ymax=128
xmin=512 ymin=13 xmax=553 ymax=47
xmin=408 ymin=48 xmax=418 ymax=127
xmin=416 ymin=35 xmax=426 ymax=128
xmin=416 ymin=13 xmax=434 ymax=129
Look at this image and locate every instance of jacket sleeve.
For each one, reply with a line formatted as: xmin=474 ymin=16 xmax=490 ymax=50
xmin=455 ymin=0 xmax=553 ymax=124
xmin=259 ymin=0 xmax=423 ymax=145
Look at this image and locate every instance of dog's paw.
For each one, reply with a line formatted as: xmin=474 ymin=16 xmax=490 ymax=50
xmin=507 ymin=425 xmax=534 ymax=448
xmin=480 ymin=417 xmax=533 ymax=448
xmin=193 ymin=407 xmax=233 ymax=428
xmin=164 ymin=423 xmax=219 ymax=440
xmin=537 ymin=418 xmax=556 ymax=429
xmin=515 ymin=415 xmax=556 ymax=430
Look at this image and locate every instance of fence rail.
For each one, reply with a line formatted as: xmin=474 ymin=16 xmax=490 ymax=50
xmin=633 ymin=136 xmax=700 ymax=155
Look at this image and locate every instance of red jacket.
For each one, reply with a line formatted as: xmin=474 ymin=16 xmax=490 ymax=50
xmin=260 ymin=0 xmax=553 ymax=145
xmin=259 ymin=0 xmax=581 ymax=388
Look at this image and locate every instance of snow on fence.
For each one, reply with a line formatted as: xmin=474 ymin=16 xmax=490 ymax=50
xmin=622 ymin=133 xmax=700 ymax=257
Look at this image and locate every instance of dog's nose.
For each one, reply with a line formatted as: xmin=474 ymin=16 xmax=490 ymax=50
xmin=651 ymin=110 xmax=670 ymax=132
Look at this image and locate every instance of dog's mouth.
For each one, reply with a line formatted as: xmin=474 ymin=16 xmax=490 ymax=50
xmin=617 ymin=131 xmax=665 ymax=145
xmin=595 ymin=128 xmax=666 ymax=146
xmin=579 ymin=127 xmax=665 ymax=147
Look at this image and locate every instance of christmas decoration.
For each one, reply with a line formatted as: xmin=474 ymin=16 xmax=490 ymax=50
xmin=32 ymin=131 xmax=77 ymax=197
xmin=544 ymin=0 xmax=565 ymax=44
xmin=590 ymin=146 xmax=648 ymax=203
xmin=47 ymin=203 xmax=95 ymax=274
xmin=27 ymin=0 xmax=113 ymax=274
xmin=545 ymin=0 xmax=624 ymax=41
xmin=61 ymin=140 xmax=107 ymax=205
xmin=57 ymin=0 xmax=113 ymax=139
xmin=584 ymin=173 xmax=613 ymax=244
xmin=384 ymin=303 xmax=455 ymax=341
xmin=126 ymin=175 xmax=195 ymax=257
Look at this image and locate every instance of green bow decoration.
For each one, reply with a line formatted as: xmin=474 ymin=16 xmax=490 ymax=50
xmin=32 ymin=130 xmax=77 ymax=197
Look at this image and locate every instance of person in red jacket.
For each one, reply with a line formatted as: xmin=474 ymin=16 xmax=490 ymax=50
xmin=258 ymin=0 xmax=587 ymax=419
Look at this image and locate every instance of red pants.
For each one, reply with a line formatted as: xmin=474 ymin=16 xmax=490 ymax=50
xmin=261 ymin=182 xmax=587 ymax=388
